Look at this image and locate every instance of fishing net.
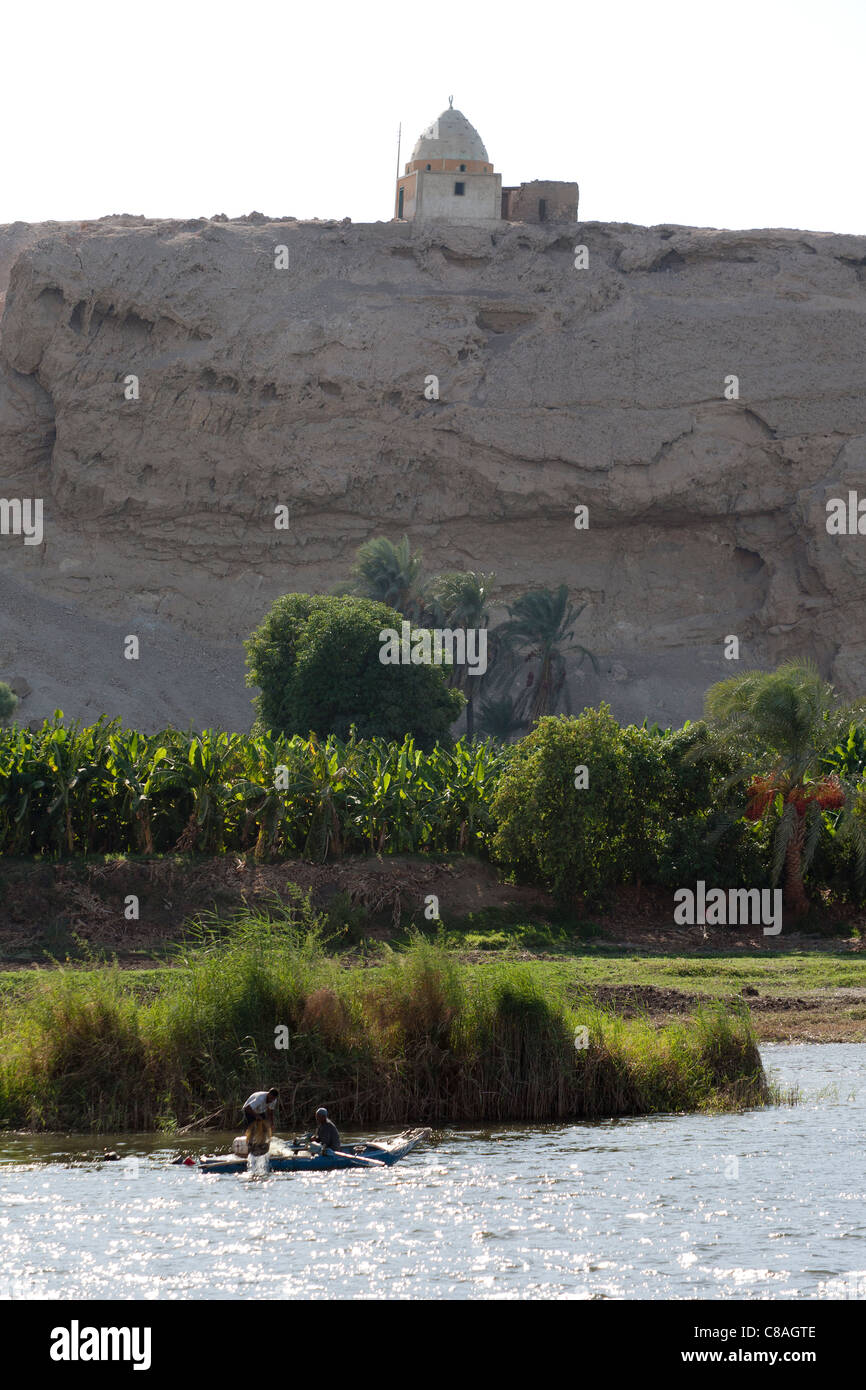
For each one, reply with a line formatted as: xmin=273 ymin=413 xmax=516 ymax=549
xmin=245 ymin=1117 xmax=272 ymax=1156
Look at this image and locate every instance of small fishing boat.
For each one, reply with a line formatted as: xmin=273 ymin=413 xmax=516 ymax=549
xmin=198 ymin=1127 xmax=432 ymax=1175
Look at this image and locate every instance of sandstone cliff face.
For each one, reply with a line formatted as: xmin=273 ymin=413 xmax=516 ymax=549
xmin=1 ymin=212 xmax=865 ymax=730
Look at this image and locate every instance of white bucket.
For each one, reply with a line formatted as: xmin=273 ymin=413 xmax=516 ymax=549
xmin=232 ymin=1136 xmax=249 ymax=1157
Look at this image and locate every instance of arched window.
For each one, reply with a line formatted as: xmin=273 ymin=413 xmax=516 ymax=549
xmin=426 ymin=164 xmax=431 ymax=171
xmin=459 ymin=164 xmax=466 ymax=172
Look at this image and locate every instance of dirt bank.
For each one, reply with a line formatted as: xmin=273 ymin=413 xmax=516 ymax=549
xmin=0 ymin=854 xmax=550 ymax=962
xmin=1 ymin=855 xmax=863 ymax=966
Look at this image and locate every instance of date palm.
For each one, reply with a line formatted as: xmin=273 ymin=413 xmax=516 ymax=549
xmin=496 ymin=584 xmax=596 ymax=723
xmin=704 ymin=661 xmax=854 ymax=918
xmin=476 ymin=694 xmax=527 ymax=744
xmin=425 ymin=570 xmax=495 ymax=741
xmin=349 ymin=535 xmax=426 ymax=620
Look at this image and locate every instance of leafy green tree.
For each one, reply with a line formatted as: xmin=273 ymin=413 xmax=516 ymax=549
xmin=704 ymin=661 xmax=854 ymax=918
xmin=490 ymin=706 xmax=762 ymax=907
xmin=245 ymin=594 xmax=463 ymax=746
xmin=490 ymin=706 xmax=653 ymax=906
xmin=495 ymin=584 xmax=596 ymax=723
xmin=425 ymin=570 xmax=495 ymax=741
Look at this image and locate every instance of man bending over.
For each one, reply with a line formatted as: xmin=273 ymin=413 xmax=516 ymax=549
xmin=242 ymin=1087 xmax=278 ymax=1153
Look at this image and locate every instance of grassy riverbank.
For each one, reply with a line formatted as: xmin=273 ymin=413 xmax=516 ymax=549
xmin=0 ymin=898 xmax=771 ymax=1133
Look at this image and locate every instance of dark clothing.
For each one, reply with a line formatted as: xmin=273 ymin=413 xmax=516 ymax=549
xmin=316 ymin=1119 xmax=341 ymax=1151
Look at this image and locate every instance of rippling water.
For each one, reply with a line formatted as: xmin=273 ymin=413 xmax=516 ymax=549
xmin=1 ymin=1044 xmax=864 ymax=1300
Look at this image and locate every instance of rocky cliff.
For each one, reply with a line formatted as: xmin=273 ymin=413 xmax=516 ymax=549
xmin=1 ymin=212 xmax=865 ymax=730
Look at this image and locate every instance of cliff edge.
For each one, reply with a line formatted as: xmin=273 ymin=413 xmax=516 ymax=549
xmin=1 ymin=213 xmax=865 ymax=728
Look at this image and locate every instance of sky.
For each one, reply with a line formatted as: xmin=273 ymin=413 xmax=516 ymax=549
xmin=2 ymin=0 xmax=864 ymax=233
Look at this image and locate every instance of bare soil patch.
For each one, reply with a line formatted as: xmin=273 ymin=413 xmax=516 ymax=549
xmin=568 ymin=982 xmax=866 ymax=1043
xmin=0 ymin=856 xmax=862 ymax=975
xmin=0 ymin=854 xmax=550 ymax=961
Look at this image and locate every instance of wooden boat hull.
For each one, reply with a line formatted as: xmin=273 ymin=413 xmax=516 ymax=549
xmin=198 ymin=1127 xmax=431 ymax=1175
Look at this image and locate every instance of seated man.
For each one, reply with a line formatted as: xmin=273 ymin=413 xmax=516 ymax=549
xmin=242 ymin=1087 xmax=278 ymax=1153
xmin=312 ymin=1106 xmax=341 ymax=1154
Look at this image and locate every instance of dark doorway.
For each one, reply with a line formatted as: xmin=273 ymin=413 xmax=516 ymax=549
xmin=538 ymin=198 xmax=547 ymax=222
xmin=398 ymin=187 xmax=404 ymax=218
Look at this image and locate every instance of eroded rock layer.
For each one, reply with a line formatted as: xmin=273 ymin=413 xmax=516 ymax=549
xmin=1 ymin=213 xmax=865 ymax=728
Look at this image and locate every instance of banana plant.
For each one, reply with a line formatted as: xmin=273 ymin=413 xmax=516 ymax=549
xmin=150 ymin=730 xmax=245 ymax=853
xmin=42 ymin=716 xmax=115 ymax=855
xmin=0 ymin=718 xmax=510 ymax=860
xmin=107 ymin=730 xmax=167 ymax=854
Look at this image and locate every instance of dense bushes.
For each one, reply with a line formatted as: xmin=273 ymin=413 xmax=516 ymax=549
xmin=0 ymin=717 xmax=507 ymax=859
xmin=0 ymin=903 xmax=769 ymax=1131
xmin=491 ymin=706 xmax=644 ymax=903
xmin=648 ymin=722 xmax=771 ymax=892
xmin=244 ymin=593 xmax=463 ymax=744
xmin=490 ymin=706 xmax=769 ymax=907
xmin=0 ymin=682 xmax=17 ymax=723
xmin=1 ymin=703 xmax=864 ymax=907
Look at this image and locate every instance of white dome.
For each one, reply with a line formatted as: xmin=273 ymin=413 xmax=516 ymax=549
xmin=411 ymin=106 xmax=489 ymax=163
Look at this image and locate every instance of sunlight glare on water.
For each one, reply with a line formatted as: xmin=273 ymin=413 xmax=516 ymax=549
xmin=1 ymin=1044 xmax=864 ymax=1301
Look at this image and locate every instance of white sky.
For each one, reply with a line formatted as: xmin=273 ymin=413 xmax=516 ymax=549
xmin=2 ymin=0 xmax=863 ymax=233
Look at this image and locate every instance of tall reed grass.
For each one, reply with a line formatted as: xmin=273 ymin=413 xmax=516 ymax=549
xmin=0 ymin=895 xmax=769 ymax=1133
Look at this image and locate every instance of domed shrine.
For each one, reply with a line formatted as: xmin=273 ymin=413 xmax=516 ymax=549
xmin=394 ymin=99 xmax=578 ymax=226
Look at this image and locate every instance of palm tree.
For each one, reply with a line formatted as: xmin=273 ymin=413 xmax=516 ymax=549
xmin=495 ymin=584 xmax=596 ymax=723
xmin=476 ymin=694 xmax=527 ymax=744
xmin=349 ymin=535 xmax=425 ymax=619
xmin=425 ymin=570 xmax=495 ymax=741
xmin=704 ymin=661 xmax=852 ymax=918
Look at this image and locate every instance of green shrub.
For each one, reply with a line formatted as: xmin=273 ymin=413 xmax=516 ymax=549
xmin=648 ymin=723 xmax=771 ymax=890
xmin=245 ymin=593 xmax=463 ymax=745
xmin=490 ymin=706 xmax=648 ymax=905
xmin=815 ymin=725 xmax=866 ymax=904
xmin=0 ymin=682 xmax=18 ymax=722
xmin=805 ymin=821 xmax=864 ymax=904
xmin=652 ymin=815 xmax=770 ymax=890
xmin=490 ymin=706 xmax=767 ymax=906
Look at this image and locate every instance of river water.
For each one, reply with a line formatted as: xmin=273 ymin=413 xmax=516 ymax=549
xmin=1 ymin=1043 xmax=864 ymax=1300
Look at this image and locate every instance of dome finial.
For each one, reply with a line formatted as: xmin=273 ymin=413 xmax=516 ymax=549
xmin=448 ymin=94 xmax=453 ymax=108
